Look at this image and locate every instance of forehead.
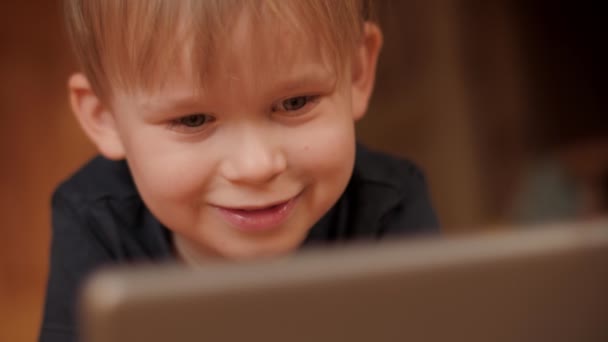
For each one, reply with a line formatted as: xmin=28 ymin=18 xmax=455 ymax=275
xmin=119 ymin=4 xmax=347 ymax=103
xmin=114 ymin=6 xmax=348 ymax=101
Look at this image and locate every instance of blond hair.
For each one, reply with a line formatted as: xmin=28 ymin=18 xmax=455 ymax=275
xmin=64 ymin=0 xmax=374 ymax=104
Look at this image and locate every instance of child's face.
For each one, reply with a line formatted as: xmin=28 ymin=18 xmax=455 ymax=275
xmin=73 ymin=16 xmax=381 ymax=260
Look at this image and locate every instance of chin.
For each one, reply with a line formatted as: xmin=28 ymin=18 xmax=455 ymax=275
xmin=222 ymin=236 xmax=304 ymax=261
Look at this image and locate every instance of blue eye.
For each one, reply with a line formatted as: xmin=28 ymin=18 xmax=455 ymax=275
xmin=275 ymin=96 xmax=318 ymax=112
xmin=282 ymin=96 xmax=309 ymax=111
xmin=177 ymin=114 xmax=212 ymax=127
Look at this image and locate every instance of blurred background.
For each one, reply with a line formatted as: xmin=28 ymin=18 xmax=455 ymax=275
xmin=1 ymin=1 xmax=606 ymax=341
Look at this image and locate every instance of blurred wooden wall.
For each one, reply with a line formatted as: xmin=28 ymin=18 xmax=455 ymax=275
xmin=0 ymin=1 xmax=531 ymax=341
xmin=361 ymin=1 xmax=528 ymax=226
xmin=0 ymin=2 xmax=96 ymax=341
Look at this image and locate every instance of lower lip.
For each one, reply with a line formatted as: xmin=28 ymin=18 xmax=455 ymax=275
xmin=215 ymin=195 xmax=299 ymax=233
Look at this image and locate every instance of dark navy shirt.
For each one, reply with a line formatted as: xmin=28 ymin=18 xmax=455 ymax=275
xmin=39 ymin=144 xmax=439 ymax=342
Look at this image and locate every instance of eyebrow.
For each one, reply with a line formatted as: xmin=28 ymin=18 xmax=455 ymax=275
xmin=268 ymin=66 xmax=337 ymax=95
xmin=139 ymin=94 xmax=207 ymax=116
xmin=138 ymin=65 xmax=337 ymax=115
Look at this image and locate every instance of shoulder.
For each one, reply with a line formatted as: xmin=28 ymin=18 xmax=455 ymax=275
xmin=351 ymin=144 xmax=439 ymax=235
xmin=51 ymin=156 xmax=144 ymax=240
xmin=51 ymin=156 xmax=153 ymax=254
xmin=55 ymin=155 xmax=138 ymax=203
xmin=50 ymin=156 xmax=172 ymax=260
xmin=354 ymin=144 xmax=428 ymax=196
xmin=41 ymin=157 xmax=173 ymax=340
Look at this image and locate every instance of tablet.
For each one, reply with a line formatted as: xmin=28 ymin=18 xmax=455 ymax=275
xmin=80 ymin=220 xmax=608 ymax=342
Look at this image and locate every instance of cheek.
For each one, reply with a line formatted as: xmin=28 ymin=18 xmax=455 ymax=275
xmin=124 ymin=134 xmax=216 ymax=208
xmin=288 ymin=113 xmax=357 ymax=183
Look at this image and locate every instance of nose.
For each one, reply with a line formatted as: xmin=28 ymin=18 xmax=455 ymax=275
xmin=220 ymin=127 xmax=287 ymax=185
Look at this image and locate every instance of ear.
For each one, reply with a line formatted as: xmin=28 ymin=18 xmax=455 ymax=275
xmin=68 ymin=73 xmax=126 ymax=160
xmin=351 ymin=22 xmax=383 ymax=121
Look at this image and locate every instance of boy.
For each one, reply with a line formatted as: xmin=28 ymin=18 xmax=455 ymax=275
xmin=41 ymin=1 xmax=439 ymax=341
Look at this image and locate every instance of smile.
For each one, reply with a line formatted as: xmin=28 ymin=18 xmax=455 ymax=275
xmin=213 ymin=193 xmax=301 ymax=233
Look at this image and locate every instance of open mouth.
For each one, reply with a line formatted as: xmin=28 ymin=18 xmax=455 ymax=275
xmin=214 ymin=194 xmax=301 ymax=233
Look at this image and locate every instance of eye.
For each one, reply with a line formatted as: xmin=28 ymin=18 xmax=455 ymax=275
xmin=176 ymin=114 xmax=212 ymax=127
xmin=273 ymin=95 xmax=318 ymax=113
xmin=168 ymin=113 xmax=216 ymax=133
